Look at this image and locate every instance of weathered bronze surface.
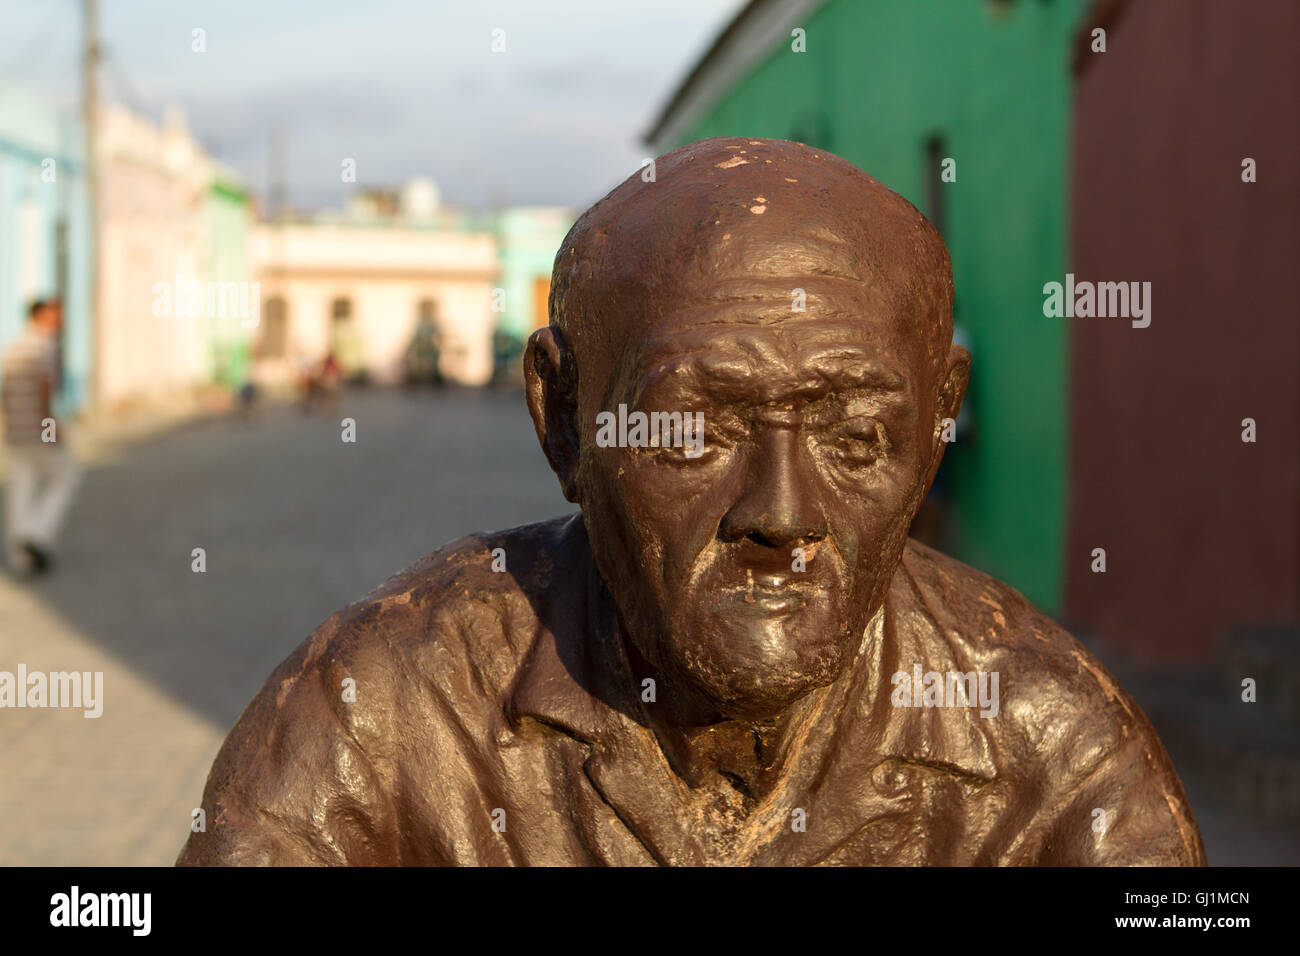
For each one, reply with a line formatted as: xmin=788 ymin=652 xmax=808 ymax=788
xmin=178 ymin=137 xmax=1204 ymax=866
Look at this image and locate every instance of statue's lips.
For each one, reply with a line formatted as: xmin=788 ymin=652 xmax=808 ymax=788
xmin=714 ymin=575 xmax=818 ymax=615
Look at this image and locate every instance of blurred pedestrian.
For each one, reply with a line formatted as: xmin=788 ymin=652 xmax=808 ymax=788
xmin=300 ymin=351 xmax=342 ymax=413
xmin=2 ymin=298 xmax=81 ymax=576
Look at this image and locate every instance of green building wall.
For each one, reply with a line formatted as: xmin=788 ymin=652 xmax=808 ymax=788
xmin=495 ymin=207 xmax=573 ymax=342
xmin=205 ymin=178 xmax=253 ymax=391
xmin=663 ymin=0 xmax=1089 ymax=613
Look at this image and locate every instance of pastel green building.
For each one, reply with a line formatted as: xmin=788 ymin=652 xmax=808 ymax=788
xmin=494 ymin=207 xmax=573 ymax=342
xmin=205 ymin=169 xmax=254 ymax=392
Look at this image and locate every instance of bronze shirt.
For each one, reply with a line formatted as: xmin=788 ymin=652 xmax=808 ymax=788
xmin=177 ymin=513 xmax=1204 ymax=866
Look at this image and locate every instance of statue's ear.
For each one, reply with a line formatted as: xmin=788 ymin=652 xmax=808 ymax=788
xmin=923 ymin=343 xmax=970 ymax=488
xmin=938 ymin=342 xmax=970 ymax=428
xmin=525 ymin=327 xmax=582 ymax=503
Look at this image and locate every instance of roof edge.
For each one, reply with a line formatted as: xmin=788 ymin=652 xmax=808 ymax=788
xmin=642 ymin=0 xmax=826 ymax=153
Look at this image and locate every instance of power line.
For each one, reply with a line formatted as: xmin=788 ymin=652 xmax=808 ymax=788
xmin=101 ymin=43 xmax=150 ymax=116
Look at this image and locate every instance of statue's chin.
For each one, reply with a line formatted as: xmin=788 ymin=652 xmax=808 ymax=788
xmin=663 ymin=625 xmax=850 ymax=721
xmin=610 ymin=576 xmax=865 ymax=721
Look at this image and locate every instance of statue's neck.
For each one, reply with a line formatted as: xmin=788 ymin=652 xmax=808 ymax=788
xmin=649 ymin=709 xmax=804 ymax=802
xmin=616 ymin=633 xmax=816 ymax=802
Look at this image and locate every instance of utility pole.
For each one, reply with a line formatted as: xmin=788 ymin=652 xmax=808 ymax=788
xmin=82 ymin=0 xmax=101 ymax=409
xmin=268 ymin=122 xmax=286 ymax=223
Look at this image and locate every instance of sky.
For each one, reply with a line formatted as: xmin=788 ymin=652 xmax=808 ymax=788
xmin=0 ymin=0 xmax=744 ymax=212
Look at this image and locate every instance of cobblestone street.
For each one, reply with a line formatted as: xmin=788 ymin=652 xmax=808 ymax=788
xmin=0 ymin=387 xmax=572 ymax=864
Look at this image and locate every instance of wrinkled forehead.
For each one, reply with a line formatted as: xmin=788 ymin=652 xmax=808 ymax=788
xmin=607 ymin=237 xmax=940 ymax=408
xmin=630 ymin=316 xmax=917 ymax=411
xmin=588 ymin=217 xmax=941 ymax=391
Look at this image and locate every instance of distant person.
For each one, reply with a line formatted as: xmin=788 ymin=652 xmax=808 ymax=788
xmin=237 ymin=379 xmax=259 ymax=418
xmin=321 ymin=352 xmax=341 ymax=395
xmin=2 ymin=298 xmax=81 ymax=576
xmin=300 ymin=351 xmax=342 ymax=413
xmin=402 ymin=309 xmax=443 ymax=387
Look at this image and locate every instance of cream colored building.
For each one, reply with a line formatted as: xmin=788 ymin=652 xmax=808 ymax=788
xmin=96 ymin=104 xmax=253 ymax=407
xmin=251 ymin=199 xmax=500 ymax=387
xmin=98 ymin=105 xmax=205 ymax=404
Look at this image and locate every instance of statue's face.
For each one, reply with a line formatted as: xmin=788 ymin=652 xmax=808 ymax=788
xmin=527 ymin=137 xmax=964 ymax=722
xmin=577 ymin=270 xmax=947 ymax=721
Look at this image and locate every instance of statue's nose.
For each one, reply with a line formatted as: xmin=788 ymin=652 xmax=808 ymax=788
xmin=719 ymin=428 xmax=826 ymax=548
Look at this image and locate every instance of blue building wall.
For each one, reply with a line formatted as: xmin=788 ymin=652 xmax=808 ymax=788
xmin=0 ymin=85 xmax=92 ymax=415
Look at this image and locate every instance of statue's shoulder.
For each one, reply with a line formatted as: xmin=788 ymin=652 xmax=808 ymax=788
xmin=291 ymin=514 xmax=586 ymax=707
xmin=179 ymin=517 xmax=589 ymax=865
xmin=899 ymin=537 xmax=1077 ymax=656
xmin=346 ymin=512 xmax=579 ymax=629
xmin=897 ymin=538 xmax=1159 ymax=742
xmin=897 ymin=540 xmax=1203 ymax=864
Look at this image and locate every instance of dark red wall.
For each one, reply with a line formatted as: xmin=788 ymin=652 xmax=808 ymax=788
xmin=1067 ymin=0 xmax=1299 ymax=660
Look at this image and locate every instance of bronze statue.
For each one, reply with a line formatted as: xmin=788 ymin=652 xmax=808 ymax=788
xmin=178 ymin=137 xmax=1204 ymax=866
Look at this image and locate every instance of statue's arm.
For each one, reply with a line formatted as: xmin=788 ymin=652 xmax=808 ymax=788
xmin=175 ymin=622 xmax=400 ymax=866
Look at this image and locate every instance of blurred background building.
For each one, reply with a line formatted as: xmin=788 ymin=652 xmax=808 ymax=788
xmin=1 ymin=91 xmax=571 ymax=407
xmin=97 ymin=103 xmax=255 ymax=406
xmin=495 ymin=206 xmax=574 ymax=341
xmin=0 ymin=84 xmax=92 ymax=416
xmin=253 ymin=189 xmax=501 ymax=388
xmin=252 ymin=188 xmax=569 ymax=389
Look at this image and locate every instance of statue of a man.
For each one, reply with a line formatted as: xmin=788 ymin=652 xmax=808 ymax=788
xmin=178 ymin=138 xmax=1204 ymax=866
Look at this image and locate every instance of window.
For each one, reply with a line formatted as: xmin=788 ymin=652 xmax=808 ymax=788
xmin=924 ymin=134 xmax=948 ymax=240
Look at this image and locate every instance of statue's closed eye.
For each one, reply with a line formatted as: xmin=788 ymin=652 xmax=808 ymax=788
xmin=822 ymin=417 xmax=889 ymax=468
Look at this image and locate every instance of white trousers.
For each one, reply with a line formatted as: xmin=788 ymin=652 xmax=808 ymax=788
xmin=4 ymin=442 xmax=82 ymax=563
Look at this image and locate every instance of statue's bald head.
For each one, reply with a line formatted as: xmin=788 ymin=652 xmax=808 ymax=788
xmin=547 ymin=136 xmax=955 ymax=393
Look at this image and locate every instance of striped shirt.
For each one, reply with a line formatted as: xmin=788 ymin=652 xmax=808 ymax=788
xmin=2 ymin=327 xmax=58 ymax=444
